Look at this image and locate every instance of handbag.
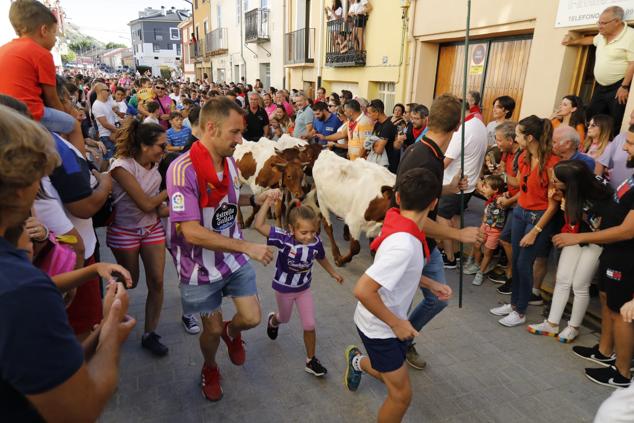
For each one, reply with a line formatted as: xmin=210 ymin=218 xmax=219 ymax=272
xmin=33 ymin=233 xmax=77 ymax=277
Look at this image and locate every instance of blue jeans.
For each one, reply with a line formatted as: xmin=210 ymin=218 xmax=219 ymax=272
xmin=100 ymin=136 xmax=115 ymax=160
xmin=510 ymin=206 xmax=555 ymax=314
xmin=41 ymin=107 xmax=76 ymax=134
xmin=408 ymin=247 xmax=448 ymax=331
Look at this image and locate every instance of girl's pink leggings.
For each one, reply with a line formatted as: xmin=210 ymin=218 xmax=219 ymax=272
xmin=274 ymin=288 xmax=315 ymax=331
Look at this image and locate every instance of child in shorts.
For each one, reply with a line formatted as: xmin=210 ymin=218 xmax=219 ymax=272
xmin=464 ymin=174 xmax=506 ymax=285
xmin=254 ymin=190 xmax=343 ymax=377
xmin=344 ymin=168 xmax=450 ymax=423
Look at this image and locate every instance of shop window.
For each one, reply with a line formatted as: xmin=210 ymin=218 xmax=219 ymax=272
xmin=435 ymin=36 xmax=533 ymax=123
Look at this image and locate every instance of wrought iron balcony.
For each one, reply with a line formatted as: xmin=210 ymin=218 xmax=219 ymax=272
xmin=205 ymin=28 xmax=228 ymax=56
xmin=245 ymin=8 xmax=270 ymax=43
xmin=325 ymin=18 xmax=366 ymax=67
xmin=284 ymin=28 xmax=315 ymax=65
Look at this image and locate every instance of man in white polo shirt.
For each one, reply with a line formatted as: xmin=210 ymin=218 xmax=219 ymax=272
xmin=563 ymin=5 xmax=634 ymax=135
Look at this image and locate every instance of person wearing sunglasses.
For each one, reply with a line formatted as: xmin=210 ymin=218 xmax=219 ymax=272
xmin=108 ymin=119 xmax=170 ymax=357
xmin=490 ymin=115 xmax=560 ymax=327
xmin=153 ymin=81 xmax=176 ymax=131
xmin=562 ymin=5 xmax=634 ymax=136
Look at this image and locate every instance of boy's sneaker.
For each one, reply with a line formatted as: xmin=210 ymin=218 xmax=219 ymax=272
xmin=490 ymin=303 xmax=513 ymax=316
xmin=305 ymin=357 xmax=328 ymax=377
xmin=529 ymin=293 xmax=544 ymax=306
xmin=472 ymin=271 xmax=484 ymax=286
xmin=463 ymin=260 xmax=480 ymax=275
xmin=405 ymin=343 xmax=427 ymax=370
xmin=490 ymin=272 xmax=510 ymax=285
xmin=442 ymin=252 xmax=457 ymax=269
xmin=182 ymin=314 xmax=201 ymax=334
xmin=220 ymin=321 xmax=246 ymax=366
xmin=141 ymin=332 xmax=169 ymax=357
xmin=527 ymin=320 xmax=559 ymax=337
xmin=201 ymin=364 xmax=223 ymax=401
xmin=499 ymin=311 xmax=526 ymax=327
xmin=557 ymin=326 xmax=579 ymax=344
xmin=585 ymin=365 xmax=631 ymax=388
xmin=266 ymin=312 xmax=279 ymax=340
xmin=344 ymin=345 xmax=363 ymax=391
xmin=572 ymin=344 xmax=616 ymax=367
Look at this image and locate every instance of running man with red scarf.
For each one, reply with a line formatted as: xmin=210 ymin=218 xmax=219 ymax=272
xmin=166 ymin=97 xmax=275 ymax=401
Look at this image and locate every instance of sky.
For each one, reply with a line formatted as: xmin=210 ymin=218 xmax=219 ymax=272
xmin=60 ymin=0 xmax=192 ymax=46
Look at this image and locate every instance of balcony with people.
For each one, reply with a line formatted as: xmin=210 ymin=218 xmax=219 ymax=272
xmin=284 ymin=27 xmax=315 ymax=65
xmin=245 ymin=8 xmax=270 ymax=43
xmin=325 ymin=17 xmax=366 ymax=67
xmin=205 ymin=28 xmax=228 ymax=56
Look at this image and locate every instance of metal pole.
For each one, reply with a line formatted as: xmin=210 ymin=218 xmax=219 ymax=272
xmin=458 ymin=0 xmax=471 ymax=308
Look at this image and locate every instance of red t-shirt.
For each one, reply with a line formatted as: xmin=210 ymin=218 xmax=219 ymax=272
xmin=517 ymin=151 xmax=560 ymax=211
xmin=502 ymin=149 xmax=520 ymax=197
xmin=0 ymin=38 xmax=56 ymax=121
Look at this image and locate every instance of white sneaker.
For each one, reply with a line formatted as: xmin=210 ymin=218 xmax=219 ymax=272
xmin=499 ymin=311 xmax=526 ymax=327
xmin=490 ymin=303 xmax=513 ymax=316
xmin=527 ymin=320 xmax=559 ymax=337
xmin=557 ymin=326 xmax=579 ymax=344
xmin=472 ymin=271 xmax=484 ymax=286
xmin=463 ymin=261 xmax=480 ymax=275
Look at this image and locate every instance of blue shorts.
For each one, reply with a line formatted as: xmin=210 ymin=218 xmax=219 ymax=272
xmin=179 ymin=262 xmax=257 ymax=315
xmin=357 ymin=327 xmax=408 ymax=373
xmin=41 ymin=106 xmax=76 ymax=134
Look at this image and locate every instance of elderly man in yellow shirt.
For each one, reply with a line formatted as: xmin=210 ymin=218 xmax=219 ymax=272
xmin=563 ymin=5 xmax=634 ymax=135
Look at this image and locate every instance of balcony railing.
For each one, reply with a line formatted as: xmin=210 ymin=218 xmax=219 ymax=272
xmin=245 ymin=8 xmax=270 ymax=43
xmin=205 ymin=28 xmax=228 ymax=56
xmin=188 ymin=43 xmax=197 ymax=62
xmin=284 ymin=28 xmax=315 ymax=65
xmin=325 ymin=18 xmax=366 ymax=67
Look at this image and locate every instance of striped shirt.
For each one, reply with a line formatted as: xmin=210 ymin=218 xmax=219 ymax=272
xmin=166 ymin=152 xmax=248 ymax=285
xmin=267 ymin=226 xmax=325 ymax=293
xmin=166 ymin=126 xmax=192 ymax=148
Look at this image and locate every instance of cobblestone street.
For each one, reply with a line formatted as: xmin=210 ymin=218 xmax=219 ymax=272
xmin=100 ymin=200 xmax=611 ymax=423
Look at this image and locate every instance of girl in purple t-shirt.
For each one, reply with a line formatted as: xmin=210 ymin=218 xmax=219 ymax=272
xmin=254 ymin=191 xmax=343 ymax=377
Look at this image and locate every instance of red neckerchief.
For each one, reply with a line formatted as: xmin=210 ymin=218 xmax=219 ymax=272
xmin=562 ymin=213 xmax=580 ymax=234
xmin=412 ymin=126 xmax=424 ymax=140
xmin=370 ymin=208 xmax=430 ymax=258
xmin=189 ymin=141 xmax=230 ymax=208
xmin=464 ymin=112 xmax=476 ymax=122
xmin=484 ymin=193 xmax=501 ymax=206
xmin=469 ymin=105 xmax=481 ymax=115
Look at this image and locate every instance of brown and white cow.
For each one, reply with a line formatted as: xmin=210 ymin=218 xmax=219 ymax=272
xmin=312 ymin=150 xmax=396 ymax=266
xmin=234 ymin=136 xmax=310 ymax=227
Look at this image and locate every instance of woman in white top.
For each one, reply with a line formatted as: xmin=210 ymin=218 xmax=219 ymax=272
xmin=326 ymin=0 xmax=343 ymax=21
xmin=107 ymin=119 xmax=170 ymax=357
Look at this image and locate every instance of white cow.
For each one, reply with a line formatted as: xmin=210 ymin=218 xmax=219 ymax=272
xmin=312 ymin=150 xmax=396 ymax=266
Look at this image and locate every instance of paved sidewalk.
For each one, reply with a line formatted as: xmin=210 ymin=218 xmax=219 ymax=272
xmin=100 ymin=200 xmax=611 ymax=423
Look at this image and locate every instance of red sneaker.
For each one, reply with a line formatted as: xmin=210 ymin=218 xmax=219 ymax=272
xmin=201 ymin=364 xmax=223 ymax=401
xmin=220 ymin=321 xmax=246 ymax=365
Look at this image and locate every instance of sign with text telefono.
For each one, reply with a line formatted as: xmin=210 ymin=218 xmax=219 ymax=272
xmin=556 ymin=0 xmax=634 ymax=28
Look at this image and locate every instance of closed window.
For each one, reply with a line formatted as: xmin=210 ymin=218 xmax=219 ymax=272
xmin=170 ymin=28 xmax=180 ymax=40
xmin=154 ymin=28 xmax=163 ymax=41
xmin=153 ymin=43 xmax=160 ymax=52
xmin=377 ymin=82 xmax=396 ymax=114
xmin=177 ymin=44 xmax=181 ymax=55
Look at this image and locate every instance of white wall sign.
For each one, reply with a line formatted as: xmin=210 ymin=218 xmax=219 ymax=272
xmin=556 ymin=0 xmax=634 ymax=28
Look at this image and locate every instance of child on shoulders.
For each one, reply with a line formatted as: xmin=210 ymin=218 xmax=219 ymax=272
xmin=254 ymin=191 xmax=343 ymax=377
xmin=344 ymin=167 xmax=451 ymax=423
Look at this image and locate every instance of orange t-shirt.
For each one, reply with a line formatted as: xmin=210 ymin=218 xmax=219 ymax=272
xmin=517 ymin=151 xmax=560 ymax=211
xmin=551 ymin=119 xmax=586 ymax=144
xmin=0 ymin=38 xmax=56 ymax=121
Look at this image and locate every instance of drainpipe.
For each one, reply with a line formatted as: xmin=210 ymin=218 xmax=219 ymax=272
xmin=405 ymin=0 xmax=417 ymax=103
xmin=316 ymin=0 xmax=325 ymax=89
xmin=240 ymin=0 xmax=247 ymax=81
xmin=283 ymin=0 xmax=287 ymax=89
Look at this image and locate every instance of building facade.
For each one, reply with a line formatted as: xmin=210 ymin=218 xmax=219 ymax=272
xmin=407 ymin=0 xmax=634 ymax=129
xmin=129 ymin=6 xmax=190 ymax=76
xmin=179 ymin=17 xmax=196 ymax=81
xmin=285 ymin=0 xmax=411 ymax=113
xmin=190 ymin=0 xmax=283 ymax=87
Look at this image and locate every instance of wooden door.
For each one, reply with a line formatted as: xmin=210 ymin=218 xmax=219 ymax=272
xmin=434 ymin=37 xmax=532 ymax=123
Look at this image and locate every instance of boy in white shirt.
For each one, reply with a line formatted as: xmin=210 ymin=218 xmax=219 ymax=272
xmin=344 ymin=167 xmax=451 ymax=423
xmin=143 ymin=101 xmax=161 ymax=125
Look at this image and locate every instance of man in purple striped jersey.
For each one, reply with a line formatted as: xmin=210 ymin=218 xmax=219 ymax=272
xmin=166 ymin=97 xmax=275 ymax=402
